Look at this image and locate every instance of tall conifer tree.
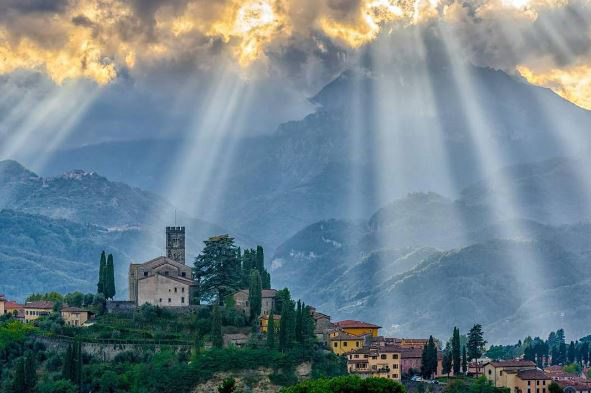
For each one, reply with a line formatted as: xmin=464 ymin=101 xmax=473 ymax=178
xmin=248 ymin=269 xmax=262 ymax=323
xmin=267 ymin=311 xmax=276 ymax=349
xmin=97 ymin=251 xmax=106 ymax=295
xmin=105 ymin=254 xmax=116 ymax=299
xmin=452 ymin=327 xmax=461 ymax=374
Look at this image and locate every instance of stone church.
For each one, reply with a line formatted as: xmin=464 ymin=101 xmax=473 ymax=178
xmin=128 ymin=227 xmax=195 ymax=307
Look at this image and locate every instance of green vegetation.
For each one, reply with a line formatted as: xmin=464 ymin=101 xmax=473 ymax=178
xmin=443 ymin=377 xmax=510 ymax=393
xmin=280 ymin=375 xmax=406 ymax=393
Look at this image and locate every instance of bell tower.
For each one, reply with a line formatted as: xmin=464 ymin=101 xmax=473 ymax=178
xmin=166 ymin=226 xmax=185 ymax=264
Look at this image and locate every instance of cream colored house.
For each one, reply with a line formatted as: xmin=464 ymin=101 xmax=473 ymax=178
xmin=347 ymin=346 xmax=403 ymax=380
xmin=0 ymin=295 xmax=5 ymax=315
xmin=329 ymin=331 xmax=368 ymax=355
xmin=24 ymin=301 xmax=54 ymax=322
xmin=483 ymin=360 xmax=538 ymax=387
xmin=61 ymin=307 xmax=94 ymax=327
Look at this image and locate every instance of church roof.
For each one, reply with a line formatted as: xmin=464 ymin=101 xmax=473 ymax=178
xmin=136 ymin=256 xmax=189 ymax=270
xmin=138 ymin=272 xmax=194 ymax=285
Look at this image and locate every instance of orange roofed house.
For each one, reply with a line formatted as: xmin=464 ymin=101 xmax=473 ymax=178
xmin=347 ymin=345 xmax=403 ymax=380
xmin=334 ymin=320 xmax=381 ymax=337
xmin=24 ymin=301 xmax=54 ymax=322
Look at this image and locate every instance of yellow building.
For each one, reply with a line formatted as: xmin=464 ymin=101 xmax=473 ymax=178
xmin=23 ymin=301 xmax=54 ymax=322
xmin=61 ymin=307 xmax=94 ymax=327
xmin=334 ymin=320 xmax=381 ymax=337
xmin=259 ymin=314 xmax=281 ymax=333
xmin=347 ymin=346 xmax=403 ymax=380
xmin=0 ymin=295 xmax=5 ymax=315
xmin=329 ymin=331 xmax=368 ymax=355
xmin=483 ymin=360 xmax=538 ymax=388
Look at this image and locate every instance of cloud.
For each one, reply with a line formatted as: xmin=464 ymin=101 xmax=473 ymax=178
xmin=0 ymin=0 xmax=589 ymax=108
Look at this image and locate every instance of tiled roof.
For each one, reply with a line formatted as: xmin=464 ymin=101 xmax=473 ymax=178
xmin=262 ymin=289 xmax=277 ymax=298
xmin=489 ymin=360 xmax=536 ymax=368
xmin=518 ymin=370 xmax=551 ymax=380
xmin=330 ymin=332 xmax=368 ymax=341
xmin=24 ymin=301 xmax=54 ymax=309
xmin=4 ymin=301 xmax=23 ymax=310
xmin=334 ymin=320 xmax=381 ymax=329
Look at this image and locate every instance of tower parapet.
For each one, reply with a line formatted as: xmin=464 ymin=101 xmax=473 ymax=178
xmin=166 ymin=226 xmax=186 ymax=264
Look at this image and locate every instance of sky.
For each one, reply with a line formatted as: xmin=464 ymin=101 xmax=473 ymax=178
xmin=0 ymin=0 xmax=590 ymax=155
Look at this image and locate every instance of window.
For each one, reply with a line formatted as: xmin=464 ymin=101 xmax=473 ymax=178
xmin=334 ymin=342 xmax=338 ymax=348
xmin=489 ymin=370 xmax=492 ymax=375
xmin=393 ymin=364 xmax=398 ymax=369
xmin=182 ymin=288 xmax=185 ymax=293
xmin=174 ymin=287 xmax=177 ymax=293
xmin=159 ymin=298 xmax=162 ymax=302
xmin=381 ymin=355 xmax=387 ymax=359
xmin=356 ymin=342 xmax=360 ymax=347
xmin=364 ymin=355 xmax=369 ymax=358
xmin=394 ymin=374 xmax=398 ymax=378
xmin=168 ymin=298 xmax=171 ymax=303
xmin=354 ymin=355 xmax=359 ymax=359
xmin=393 ymin=354 xmax=398 ymax=359
xmin=165 ymin=271 xmax=169 ymax=276
xmin=344 ymin=342 xmax=348 ymax=347
xmin=144 ymin=272 xmax=148 ymax=277
xmin=181 ymin=297 xmax=185 ymax=304
xmin=181 ymin=272 xmax=186 ymax=277
xmin=529 ymin=382 xmax=531 ymax=386
xmin=543 ymin=382 xmax=546 ymax=386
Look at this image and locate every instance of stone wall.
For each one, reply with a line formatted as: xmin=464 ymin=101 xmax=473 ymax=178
xmin=35 ymin=336 xmax=191 ymax=362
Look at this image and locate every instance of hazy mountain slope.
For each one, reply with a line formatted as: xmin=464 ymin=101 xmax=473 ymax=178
xmin=40 ymin=61 xmax=591 ymax=252
xmin=0 ymin=161 xmax=249 ymax=301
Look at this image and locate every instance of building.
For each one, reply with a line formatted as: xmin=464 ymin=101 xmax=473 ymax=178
xmin=0 ymin=295 xmax=23 ymax=317
xmin=560 ymin=381 xmax=591 ymax=393
xmin=503 ymin=369 xmax=552 ymax=393
xmin=312 ymin=311 xmax=333 ymax=344
xmin=61 ymin=307 xmax=94 ymax=327
xmin=333 ymin=320 xmax=381 ymax=337
xmin=347 ymin=345 xmax=403 ymax=380
xmin=483 ymin=360 xmax=538 ymax=387
xmin=329 ymin=331 xmax=369 ymax=355
xmin=259 ymin=313 xmax=281 ymax=333
xmin=23 ymin=301 xmax=54 ymax=321
xmin=399 ymin=346 xmax=445 ymax=377
xmin=0 ymin=294 xmax=4 ymax=315
xmin=128 ymin=227 xmax=195 ymax=307
xmin=223 ymin=333 xmax=249 ymax=348
xmin=233 ymin=289 xmax=277 ymax=318
xmin=468 ymin=361 xmax=485 ymax=377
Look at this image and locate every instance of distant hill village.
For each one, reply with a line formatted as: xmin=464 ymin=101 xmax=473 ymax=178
xmin=2 ymin=226 xmax=591 ymax=393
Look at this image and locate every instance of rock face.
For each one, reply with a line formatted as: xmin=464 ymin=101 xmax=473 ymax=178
xmin=192 ymin=364 xmax=311 ymax=393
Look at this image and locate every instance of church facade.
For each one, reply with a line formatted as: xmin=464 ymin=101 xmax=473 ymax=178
xmin=128 ymin=227 xmax=195 ymax=307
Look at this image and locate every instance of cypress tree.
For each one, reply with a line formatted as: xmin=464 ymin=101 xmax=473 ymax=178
xmin=255 ymin=246 xmax=264 ymax=272
xmin=295 ymin=300 xmax=303 ymax=343
xmin=279 ymin=295 xmax=295 ymax=352
xmin=262 ymin=271 xmax=271 ymax=290
xmin=462 ymin=346 xmax=467 ymax=373
xmin=97 ymin=251 xmax=106 ymax=295
xmin=248 ymin=270 xmax=262 ymax=323
xmin=421 ymin=336 xmax=438 ymax=379
xmin=267 ymin=311 xmax=276 ymax=349
xmin=105 ymin=254 xmax=116 ymax=300
xmin=211 ymin=305 xmax=223 ymax=348
xmin=467 ymin=324 xmax=487 ymax=361
xmin=452 ymin=327 xmax=461 ymax=375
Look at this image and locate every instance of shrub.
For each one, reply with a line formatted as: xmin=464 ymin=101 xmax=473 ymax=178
xmin=280 ymin=375 xmax=407 ymax=393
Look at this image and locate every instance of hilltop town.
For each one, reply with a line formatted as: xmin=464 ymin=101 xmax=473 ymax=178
xmin=1 ymin=227 xmax=591 ymax=393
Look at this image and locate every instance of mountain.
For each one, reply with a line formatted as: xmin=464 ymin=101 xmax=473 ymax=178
xmin=39 ymin=52 xmax=591 ymax=253
xmin=270 ymin=157 xmax=591 ymax=343
xmin=0 ymin=160 xmax=245 ymax=301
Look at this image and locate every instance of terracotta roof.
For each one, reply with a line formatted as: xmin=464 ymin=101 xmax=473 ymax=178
xmin=489 ymin=360 xmax=536 ymax=368
xmin=400 ymin=347 xmax=423 ymax=358
xmin=518 ymin=370 xmax=551 ymax=380
xmin=313 ymin=312 xmax=330 ymax=320
xmin=4 ymin=301 xmax=23 ymax=310
xmin=24 ymin=301 xmax=54 ymax=309
xmin=262 ymin=289 xmax=277 ymax=298
xmin=330 ymin=332 xmax=368 ymax=341
xmin=334 ymin=320 xmax=382 ymax=329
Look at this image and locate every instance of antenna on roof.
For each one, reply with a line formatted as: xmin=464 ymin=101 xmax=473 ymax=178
xmin=175 ymin=209 xmax=177 ymax=226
